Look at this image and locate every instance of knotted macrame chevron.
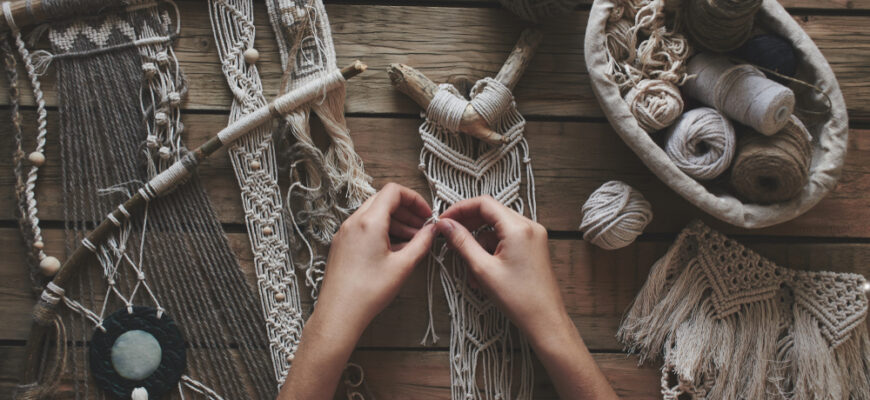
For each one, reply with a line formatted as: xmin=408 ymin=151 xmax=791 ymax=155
xmin=420 ymin=78 xmax=536 ymax=400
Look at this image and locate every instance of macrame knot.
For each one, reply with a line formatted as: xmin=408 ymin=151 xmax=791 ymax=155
xmin=146 ymin=134 xmax=159 ymax=149
xmin=470 ymin=77 xmax=515 ymax=128
xmin=154 ymin=111 xmax=170 ymax=126
xmin=167 ymin=91 xmax=182 ymax=106
xmin=142 ymin=62 xmax=158 ymax=79
xmin=580 ymin=181 xmax=653 ymax=250
xmin=155 ymin=51 xmax=170 ymax=66
xmin=426 ymin=85 xmax=469 ymax=132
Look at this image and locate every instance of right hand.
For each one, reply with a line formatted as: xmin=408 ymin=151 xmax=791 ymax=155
xmin=434 ymin=196 xmax=571 ymax=343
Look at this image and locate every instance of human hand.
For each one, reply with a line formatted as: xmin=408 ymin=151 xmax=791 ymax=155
xmin=434 ymin=196 xmax=571 ymax=345
xmin=314 ymin=183 xmax=437 ymax=337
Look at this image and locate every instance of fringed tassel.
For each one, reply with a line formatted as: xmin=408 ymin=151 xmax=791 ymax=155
xmin=311 ymin=82 xmax=376 ymax=209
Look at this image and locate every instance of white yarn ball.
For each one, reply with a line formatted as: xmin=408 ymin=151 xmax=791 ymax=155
xmin=664 ymin=107 xmax=736 ymax=180
xmin=131 ymin=387 xmax=149 ymax=400
xmin=624 ymin=79 xmax=684 ymax=133
xmin=580 ymin=181 xmax=653 ymax=250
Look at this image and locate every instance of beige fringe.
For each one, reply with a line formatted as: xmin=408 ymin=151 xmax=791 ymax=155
xmin=619 ymin=220 xmax=870 ymax=399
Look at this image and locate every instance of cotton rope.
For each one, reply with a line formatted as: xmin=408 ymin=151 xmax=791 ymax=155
xmin=624 ymin=78 xmax=684 ymax=133
xmin=684 ymin=53 xmax=795 ymax=136
xmin=580 ymin=181 xmax=653 ymax=250
xmin=419 ymin=78 xmax=535 ymax=399
xmin=730 ymin=115 xmax=812 ymax=204
xmin=619 ymin=220 xmax=870 ymax=399
xmin=497 ymin=0 xmax=582 ymax=22
xmin=685 ymin=0 xmax=762 ymax=52
xmin=207 ymin=0 xmax=305 ymax=385
xmin=664 ymin=107 xmax=736 ymax=180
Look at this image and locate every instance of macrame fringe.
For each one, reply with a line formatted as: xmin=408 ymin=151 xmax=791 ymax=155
xmin=619 ymin=221 xmax=870 ymax=399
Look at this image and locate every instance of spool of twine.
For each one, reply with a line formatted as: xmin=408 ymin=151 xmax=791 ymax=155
xmin=730 ymin=115 xmax=812 ymax=204
xmin=684 ymin=53 xmax=794 ymax=136
xmin=606 ymin=18 xmax=637 ymax=65
xmin=734 ymin=34 xmax=798 ymax=78
xmin=685 ymin=0 xmax=762 ymax=52
xmin=665 ymin=107 xmax=736 ymax=180
xmin=497 ymin=0 xmax=582 ymax=22
xmin=624 ymin=79 xmax=684 ymax=133
xmin=580 ymin=181 xmax=653 ymax=250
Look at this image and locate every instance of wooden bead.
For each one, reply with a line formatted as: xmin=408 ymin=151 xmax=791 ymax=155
xmin=33 ymin=240 xmax=44 ymax=250
xmin=244 ymin=48 xmax=259 ymax=64
xmin=263 ymin=226 xmax=273 ymax=235
xmin=250 ymin=160 xmax=261 ymax=170
xmin=274 ymin=292 xmax=286 ymax=302
xmin=28 ymin=152 xmax=46 ymax=166
xmin=39 ymin=256 xmax=61 ymax=276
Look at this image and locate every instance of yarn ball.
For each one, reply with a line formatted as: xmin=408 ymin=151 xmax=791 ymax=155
xmin=686 ymin=0 xmax=762 ymax=52
xmin=664 ymin=107 xmax=736 ymax=180
xmin=730 ymin=115 xmax=812 ymax=204
xmin=497 ymin=0 xmax=582 ymax=22
xmin=580 ymin=181 xmax=653 ymax=250
xmin=734 ymin=34 xmax=798 ymax=78
xmin=624 ymin=79 xmax=684 ymax=133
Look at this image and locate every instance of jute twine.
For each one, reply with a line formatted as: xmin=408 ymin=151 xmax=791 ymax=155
xmin=730 ymin=115 xmax=812 ymax=204
xmin=665 ymin=107 xmax=736 ymax=180
xmin=685 ymin=0 xmax=762 ymax=52
xmin=624 ymin=78 xmax=684 ymax=133
xmin=684 ymin=53 xmax=794 ymax=136
xmin=497 ymin=0 xmax=582 ymax=22
xmin=580 ymin=181 xmax=653 ymax=250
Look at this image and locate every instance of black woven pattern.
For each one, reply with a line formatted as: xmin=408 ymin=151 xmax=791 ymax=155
xmin=89 ymin=307 xmax=186 ymax=399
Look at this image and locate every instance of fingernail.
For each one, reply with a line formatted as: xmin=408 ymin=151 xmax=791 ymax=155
xmin=438 ymin=220 xmax=454 ymax=235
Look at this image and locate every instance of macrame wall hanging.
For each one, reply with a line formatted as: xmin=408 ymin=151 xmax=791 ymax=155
xmin=265 ymin=0 xmax=375 ymax=300
xmin=389 ymin=29 xmax=542 ymax=399
xmin=2 ymin=0 xmax=367 ymax=398
xmin=620 ymin=220 xmax=870 ymax=399
xmin=207 ymin=0 xmax=304 ymax=384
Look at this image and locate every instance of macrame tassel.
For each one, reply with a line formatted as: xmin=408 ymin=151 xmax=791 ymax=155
xmin=620 ymin=221 xmax=870 ymax=399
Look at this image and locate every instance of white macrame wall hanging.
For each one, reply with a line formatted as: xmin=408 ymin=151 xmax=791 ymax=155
xmin=390 ymin=29 xmax=543 ymax=400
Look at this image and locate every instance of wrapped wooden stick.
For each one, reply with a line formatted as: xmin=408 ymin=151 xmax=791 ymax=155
xmin=388 ymin=28 xmax=543 ymax=145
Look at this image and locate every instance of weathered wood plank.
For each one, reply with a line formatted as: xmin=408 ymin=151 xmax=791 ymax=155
xmin=2 ymin=228 xmax=868 ymax=350
xmin=1 ymin=111 xmax=868 ymax=237
xmin=0 ymin=344 xmax=659 ymax=399
xmin=414 ymin=0 xmax=870 ymax=10
xmin=0 ymin=5 xmax=868 ymax=120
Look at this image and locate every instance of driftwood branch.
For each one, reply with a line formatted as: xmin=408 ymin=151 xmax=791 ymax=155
xmin=387 ymin=28 xmax=542 ymax=145
xmin=20 ymin=61 xmax=367 ymax=391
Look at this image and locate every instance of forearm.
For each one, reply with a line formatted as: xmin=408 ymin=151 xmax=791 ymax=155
xmin=276 ymin=306 xmax=364 ymax=400
xmin=528 ymin=313 xmax=619 ymax=400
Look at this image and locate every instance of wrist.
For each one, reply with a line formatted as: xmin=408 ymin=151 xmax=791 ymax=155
xmin=524 ymin=310 xmax=582 ymax=357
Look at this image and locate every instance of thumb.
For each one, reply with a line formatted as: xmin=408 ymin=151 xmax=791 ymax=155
xmin=394 ymin=224 xmax=437 ymax=271
xmin=435 ymin=218 xmax=493 ymax=270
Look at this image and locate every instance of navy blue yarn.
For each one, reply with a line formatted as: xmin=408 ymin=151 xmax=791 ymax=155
xmin=733 ymin=34 xmax=798 ymax=79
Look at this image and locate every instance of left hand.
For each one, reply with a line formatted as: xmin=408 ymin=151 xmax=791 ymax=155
xmin=314 ymin=182 xmax=437 ymax=336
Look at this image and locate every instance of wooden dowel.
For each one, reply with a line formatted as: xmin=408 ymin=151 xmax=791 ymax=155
xmin=0 ymin=0 xmax=46 ymax=32
xmin=19 ymin=60 xmax=367 ymax=391
xmin=387 ymin=28 xmax=542 ymax=146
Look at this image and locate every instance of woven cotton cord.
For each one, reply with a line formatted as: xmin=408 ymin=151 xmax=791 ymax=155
xmin=664 ymin=107 xmax=736 ymax=180
xmin=2 ymin=2 xmax=58 ymax=276
xmin=580 ymin=181 xmax=652 ymax=250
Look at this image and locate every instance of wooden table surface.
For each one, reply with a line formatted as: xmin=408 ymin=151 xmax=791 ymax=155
xmin=2 ymin=0 xmax=870 ymax=398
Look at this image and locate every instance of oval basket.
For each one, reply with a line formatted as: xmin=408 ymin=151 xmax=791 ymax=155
xmin=584 ymin=0 xmax=849 ymax=229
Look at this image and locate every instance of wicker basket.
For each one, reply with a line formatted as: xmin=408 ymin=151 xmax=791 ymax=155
xmin=584 ymin=0 xmax=848 ymax=229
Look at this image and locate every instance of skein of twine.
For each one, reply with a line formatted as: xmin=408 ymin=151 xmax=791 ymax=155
xmin=624 ymin=78 xmax=684 ymax=133
xmin=730 ymin=115 xmax=812 ymax=204
xmin=684 ymin=53 xmax=794 ymax=136
xmin=497 ymin=0 xmax=582 ymax=22
xmin=580 ymin=181 xmax=653 ymax=250
xmin=665 ymin=107 xmax=736 ymax=180
xmin=685 ymin=0 xmax=762 ymax=52
xmin=605 ymin=18 xmax=642 ymax=92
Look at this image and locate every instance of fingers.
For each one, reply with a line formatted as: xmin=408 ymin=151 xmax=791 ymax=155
xmin=439 ymin=196 xmax=523 ymax=237
xmin=435 ymin=218 xmax=494 ymax=270
xmin=392 ymin=224 xmax=437 ymax=272
xmin=370 ymin=183 xmax=432 ymax=221
xmin=389 ymin=218 xmax=419 ymax=241
xmin=393 ymin=206 xmax=427 ymax=228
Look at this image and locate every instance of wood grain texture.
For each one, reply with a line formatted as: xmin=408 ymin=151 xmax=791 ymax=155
xmin=2 ymin=111 xmax=868 ymax=237
xmin=0 ymin=5 xmax=869 ymax=121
